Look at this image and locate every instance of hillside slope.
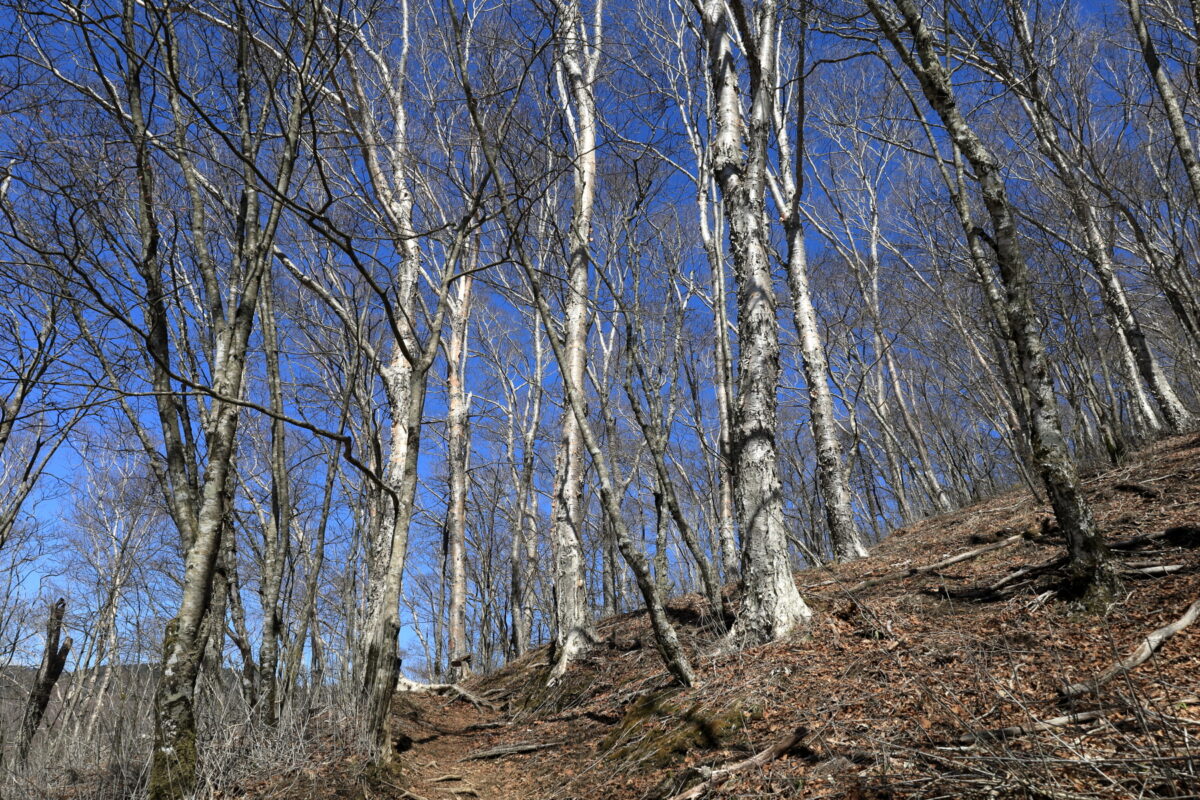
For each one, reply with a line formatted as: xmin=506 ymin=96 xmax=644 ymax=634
xmin=286 ymin=433 xmax=1200 ymax=799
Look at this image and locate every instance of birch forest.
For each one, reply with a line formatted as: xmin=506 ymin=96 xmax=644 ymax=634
xmin=0 ymin=0 xmax=1198 ymax=797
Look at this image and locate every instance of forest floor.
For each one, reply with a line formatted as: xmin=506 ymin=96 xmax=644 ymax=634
xmin=261 ymin=432 xmax=1200 ymax=799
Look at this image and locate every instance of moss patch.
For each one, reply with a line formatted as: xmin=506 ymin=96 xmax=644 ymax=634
xmin=146 ymin=732 xmax=197 ymax=800
xmin=602 ymin=690 xmax=761 ymax=769
xmin=147 ymin=620 xmax=198 ymax=800
xmin=514 ymin=664 xmax=598 ymax=715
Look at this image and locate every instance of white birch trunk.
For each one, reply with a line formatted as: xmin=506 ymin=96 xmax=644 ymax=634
xmin=702 ymin=0 xmax=811 ymax=643
xmin=446 ymin=274 xmax=474 ymax=680
xmin=548 ymin=0 xmax=601 ymax=681
xmin=783 ymin=226 xmax=869 ymax=560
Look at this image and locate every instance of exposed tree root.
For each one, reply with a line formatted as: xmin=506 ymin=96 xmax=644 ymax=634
xmin=950 ymin=709 xmax=1114 ymax=745
xmin=1060 ymin=597 xmax=1200 ymax=701
xmin=663 ymin=726 xmax=808 ymax=800
xmin=844 ymin=534 xmax=1025 ymax=594
xmin=934 ymin=526 xmax=1195 ymax=602
xmin=1108 ymin=528 xmax=1176 ymax=551
xmin=461 ymin=741 xmax=563 ymax=761
xmin=1113 ymin=482 xmax=1162 ymax=500
xmin=396 ymin=677 xmax=498 ymax=710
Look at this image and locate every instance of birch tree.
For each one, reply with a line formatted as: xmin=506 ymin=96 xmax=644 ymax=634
xmin=454 ymin=2 xmax=697 ymax=686
xmin=700 ymin=0 xmax=812 ymax=642
xmin=445 ymin=270 xmax=475 ymax=680
xmin=774 ymin=7 xmax=871 ymax=557
xmin=1125 ymin=0 xmax=1200 ymax=210
xmin=969 ymin=0 xmax=1192 ymax=433
xmin=865 ymin=0 xmax=1119 ymax=601
xmin=545 ymin=0 xmax=604 ymax=681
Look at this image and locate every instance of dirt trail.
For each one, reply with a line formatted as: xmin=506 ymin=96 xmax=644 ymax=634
xmin=372 ymin=433 xmax=1200 ymax=800
xmin=391 ymin=695 xmax=560 ymax=800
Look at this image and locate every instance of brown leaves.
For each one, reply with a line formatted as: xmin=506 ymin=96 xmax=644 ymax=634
xmin=241 ymin=435 xmax=1200 ymax=800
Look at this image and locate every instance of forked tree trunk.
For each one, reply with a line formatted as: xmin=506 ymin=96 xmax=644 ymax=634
xmin=343 ymin=6 xmax=467 ymax=756
xmin=653 ymin=482 xmax=670 ymax=595
xmin=18 ymin=598 xmax=71 ymax=761
xmin=360 ymin=368 xmax=427 ymax=757
xmin=356 ymin=195 xmax=471 ymax=760
xmin=149 ymin=33 xmax=299 ymax=800
xmin=702 ymin=0 xmax=812 ymax=643
xmin=360 ymin=225 xmax=470 ymax=750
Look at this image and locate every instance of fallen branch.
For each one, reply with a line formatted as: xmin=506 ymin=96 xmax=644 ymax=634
xmin=933 ymin=553 xmax=1069 ymax=601
xmin=665 ymin=727 xmax=808 ymax=800
xmin=1108 ymin=524 xmax=1200 ymax=552
xmin=989 ymin=556 xmax=1065 ymax=591
xmin=1120 ymin=564 xmax=1182 ymax=577
xmin=462 ymin=720 xmax=508 ymax=732
xmin=395 ymin=676 xmax=497 ymax=710
xmin=1108 ymin=529 xmax=1173 ymax=551
xmin=846 ymin=535 xmax=1024 ymax=594
xmin=461 ymin=741 xmax=562 ymax=761
xmin=1113 ymin=482 xmax=1161 ymax=500
xmin=951 ymin=709 xmax=1113 ymax=745
xmin=1061 ymin=597 xmax=1200 ymax=700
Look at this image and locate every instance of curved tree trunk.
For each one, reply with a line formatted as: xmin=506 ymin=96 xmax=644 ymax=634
xmin=867 ymin=0 xmax=1118 ymax=601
